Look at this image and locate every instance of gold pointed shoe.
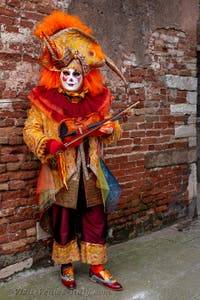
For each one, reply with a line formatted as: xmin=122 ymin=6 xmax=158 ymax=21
xmin=89 ymin=268 xmax=123 ymax=291
xmin=61 ymin=265 xmax=76 ymax=289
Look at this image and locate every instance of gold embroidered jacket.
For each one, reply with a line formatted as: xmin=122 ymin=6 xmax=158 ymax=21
xmin=23 ymin=104 xmax=121 ymax=213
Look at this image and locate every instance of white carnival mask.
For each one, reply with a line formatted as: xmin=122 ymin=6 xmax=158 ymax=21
xmin=60 ymin=68 xmax=83 ymax=92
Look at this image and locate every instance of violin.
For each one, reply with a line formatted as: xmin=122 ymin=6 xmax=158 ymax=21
xmin=59 ymin=112 xmax=109 ymax=147
xmin=59 ymin=100 xmax=140 ymax=148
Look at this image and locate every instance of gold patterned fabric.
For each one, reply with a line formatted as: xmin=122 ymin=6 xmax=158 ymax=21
xmin=52 ymin=239 xmax=80 ymax=264
xmin=55 ymin=171 xmax=102 ymax=209
xmin=52 ymin=240 xmax=107 ymax=265
xmin=81 ymin=241 xmax=107 ymax=265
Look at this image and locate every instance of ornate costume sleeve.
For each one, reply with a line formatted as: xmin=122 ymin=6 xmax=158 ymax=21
xmin=23 ymin=105 xmax=50 ymax=163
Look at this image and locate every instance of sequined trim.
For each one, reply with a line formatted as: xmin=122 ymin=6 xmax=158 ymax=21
xmin=81 ymin=241 xmax=107 ymax=264
xmin=37 ymin=137 xmax=50 ymax=163
xmin=52 ymin=239 xmax=80 ymax=264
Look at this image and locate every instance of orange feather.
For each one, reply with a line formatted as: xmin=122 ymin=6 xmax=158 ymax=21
xmin=34 ymin=11 xmax=92 ymax=38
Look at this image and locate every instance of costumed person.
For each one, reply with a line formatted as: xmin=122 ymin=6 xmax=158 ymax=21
xmin=23 ymin=11 xmax=127 ymax=291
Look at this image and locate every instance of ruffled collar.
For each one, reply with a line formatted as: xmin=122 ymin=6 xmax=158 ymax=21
xmin=28 ymin=86 xmax=112 ymax=123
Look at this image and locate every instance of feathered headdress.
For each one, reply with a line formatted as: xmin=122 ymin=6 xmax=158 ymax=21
xmin=34 ymin=11 xmax=127 ymax=94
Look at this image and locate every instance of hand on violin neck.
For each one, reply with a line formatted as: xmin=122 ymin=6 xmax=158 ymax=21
xmin=90 ymin=120 xmax=114 ymax=137
xmin=99 ymin=121 xmax=114 ymax=134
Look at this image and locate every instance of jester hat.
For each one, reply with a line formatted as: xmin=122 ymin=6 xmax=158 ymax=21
xmin=34 ymin=11 xmax=127 ymax=88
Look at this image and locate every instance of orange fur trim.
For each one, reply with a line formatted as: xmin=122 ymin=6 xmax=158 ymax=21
xmin=39 ymin=68 xmax=104 ymax=97
xmin=39 ymin=69 xmax=61 ymax=90
xmin=84 ymin=70 xmax=104 ymax=97
xmin=34 ymin=11 xmax=92 ymax=38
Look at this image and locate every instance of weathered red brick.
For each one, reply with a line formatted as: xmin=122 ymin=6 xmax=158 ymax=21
xmin=1 ymin=145 xmax=27 ymax=155
xmin=20 ymin=19 xmax=35 ymax=29
xmin=1 ymin=90 xmax=17 ymax=98
xmin=1 ymin=197 xmax=36 ymax=209
xmin=7 ymin=0 xmax=21 ymax=7
xmin=0 ymin=136 xmax=8 ymax=145
xmin=1 ymin=190 xmax=30 ymax=201
xmin=0 ymin=173 xmax=9 ymax=182
xmin=0 ymin=15 xmax=14 ymax=25
xmin=0 ymin=52 xmax=21 ymax=62
xmin=0 ymin=234 xmax=10 ymax=244
xmin=0 ymin=7 xmax=18 ymax=17
xmin=0 ymin=164 xmax=6 ymax=174
xmin=3 ymin=24 xmax=19 ymax=33
xmin=20 ymin=11 xmax=44 ymax=21
xmin=0 ymin=208 xmax=16 ymax=217
xmin=8 ymin=220 xmax=36 ymax=233
xmin=8 ymin=170 xmax=38 ymax=180
xmin=9 ymin=180 xmax=27 ymax=190
xmin=0 ymin=183 xmax=9 ymax=191
xmin=0 ymin=154 xmax=19 ymax=163
xmin=0 ymin=237 xmax=36 ymax=252
xmin=8 ymin=136 xmax=24 ymax=145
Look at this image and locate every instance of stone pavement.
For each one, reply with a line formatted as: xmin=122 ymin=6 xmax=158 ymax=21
xmin=1 ymin=218 xmax=200 ymax=300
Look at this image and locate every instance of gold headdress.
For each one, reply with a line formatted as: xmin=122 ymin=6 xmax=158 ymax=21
xmin=34 ymin=11 xmax=127 ymax=89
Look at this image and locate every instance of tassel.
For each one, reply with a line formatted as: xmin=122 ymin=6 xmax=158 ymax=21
xmin=57 ymin=152 xmax=68 ymax=189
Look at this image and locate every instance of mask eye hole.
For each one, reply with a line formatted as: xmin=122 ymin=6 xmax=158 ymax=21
xmin=73 ymin=71 xmax=81 ymax=77
xmin=62 ymin=70 xmax=70 ymax=76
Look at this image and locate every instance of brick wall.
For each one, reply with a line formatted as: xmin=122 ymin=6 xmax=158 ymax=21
xmin=0 ymin=1 xmax=198 ymax=278
xmin=105 ymin=28 xmax=197 ymax=241
xmin=0 ymin=0 xmax=71 ymax=279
